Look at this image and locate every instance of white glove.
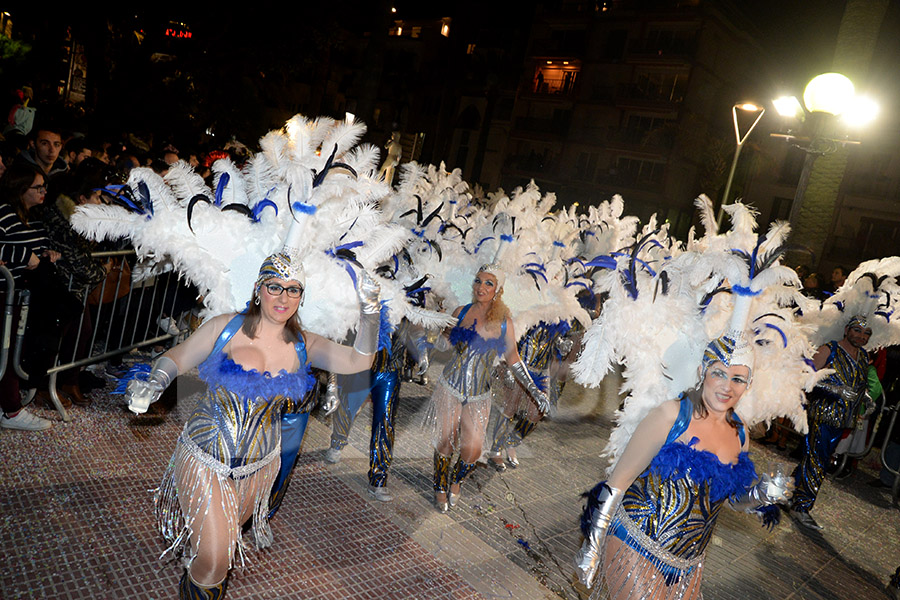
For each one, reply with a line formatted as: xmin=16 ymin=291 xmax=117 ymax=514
xmin=126 ymin=356 xmax=177 ymax=414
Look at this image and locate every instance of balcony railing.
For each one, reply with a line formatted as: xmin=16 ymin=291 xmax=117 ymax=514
xmin=525 ymin=75 xmax=578 ymax=97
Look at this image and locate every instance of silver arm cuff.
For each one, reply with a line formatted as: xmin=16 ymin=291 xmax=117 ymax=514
xmin=353 ymin=311 xmax=380 ymax=356
xmin=509 ymin=361 xmax=550 ymax=413
xmin=151 ymin=356 xmax=179 ymax=389
xmin=574 ymin=484 xmax=624 ymax=588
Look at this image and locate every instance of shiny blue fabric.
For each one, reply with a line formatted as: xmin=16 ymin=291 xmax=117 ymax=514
xmin=268 ymin=411 xmax=310 ymax=519
xmin=330 ymin=350 xmax=401 ymax=487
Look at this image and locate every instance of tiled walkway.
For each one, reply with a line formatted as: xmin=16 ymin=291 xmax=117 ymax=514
xmin=1 ymin=359 xmax=899 ymax=599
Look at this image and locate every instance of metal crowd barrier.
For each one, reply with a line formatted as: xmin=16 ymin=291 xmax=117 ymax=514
xmin=7 ymin=250 xmax=189 ymax=422
xmin=0 ymin=265 xmax=15 ymax=381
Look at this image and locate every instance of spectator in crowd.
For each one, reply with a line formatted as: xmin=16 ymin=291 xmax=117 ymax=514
xmin=15 ymin=123 xmax=68 ymax=179
xmin=829 ymin=265 xmax=848 ymax=295
xmin=803 ymin=271 xmax=825 ymax=300
xmin=64 ymin=137 xmax=92 ymax=167
xmin=0 ymin=163 xmax=60 ymax=430
xmin=38 ymin=158 xmax=109 ymax=405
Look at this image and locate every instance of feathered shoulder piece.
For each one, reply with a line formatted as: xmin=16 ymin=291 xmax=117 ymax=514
xmin=573 ymin=198 xmax=819 ymax=472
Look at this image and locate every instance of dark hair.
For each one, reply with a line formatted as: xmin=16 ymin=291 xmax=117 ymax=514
xmin=68 ymin=158 xmax=110 ymax=203
xmin=240 ymin=284 xmax=305 ymax=344
xmin=0 ymin=162 xmax=44 ymax=223
xmin=688 ymin=378 xmax=741 ymax=432
xmin=30 ymin=123 xmax=63 ymax=141
xmin=65 ymin=137 xmax=90 ymax=157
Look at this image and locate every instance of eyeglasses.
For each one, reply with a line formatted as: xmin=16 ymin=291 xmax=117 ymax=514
xmin=263 ymin=283 xmax=303 ymax=298
xmin=30 ymin=184 xmax=48 ymax=193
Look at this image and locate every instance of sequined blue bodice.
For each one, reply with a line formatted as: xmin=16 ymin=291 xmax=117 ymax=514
xmin=441 ymin=304 xmax=506 ymax=400
xmin=182 ymin=316 xmax=315 ymax=469
xmin=617 ymin=397 xmax=757 ymax=561
xmin=820 ymin=341 xmax=868 ymax=391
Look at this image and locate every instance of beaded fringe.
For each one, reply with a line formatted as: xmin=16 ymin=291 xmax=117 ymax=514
xmin=591 ymin=506 xmax=705 ymax=600
xmin=154 ymin=436 xmax=281 ymax=571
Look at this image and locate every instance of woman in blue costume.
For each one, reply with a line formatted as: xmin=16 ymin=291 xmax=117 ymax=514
xmin=575 ymin=335 xmax=791 ymax=599
xmin=125 ymin=252 xmax=380 ymax=599
xmin=427 ymin=263 xmax=549 ymax=512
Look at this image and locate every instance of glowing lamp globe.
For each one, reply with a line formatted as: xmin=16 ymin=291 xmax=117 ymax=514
xmin=803 ymin=73 xmax=854 ymax=116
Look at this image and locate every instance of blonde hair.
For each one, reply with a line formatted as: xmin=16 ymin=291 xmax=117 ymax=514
xmin=472 ymin=286 xmax=510 ymax=326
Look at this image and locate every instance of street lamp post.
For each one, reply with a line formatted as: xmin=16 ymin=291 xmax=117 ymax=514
xmin=717 ymin=103 xmax=765 ymax=227
xmin=773 ymin=73 xmax=876 ymax=225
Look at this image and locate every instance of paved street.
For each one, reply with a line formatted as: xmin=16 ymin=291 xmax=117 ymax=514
xmin=1 ymin=354 xmax=898 ymax=599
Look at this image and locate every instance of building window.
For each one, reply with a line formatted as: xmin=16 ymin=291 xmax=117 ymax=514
xmin=614 ymin=157 xmax=665 ymax=185
xmin=467 ymin=43 xmax=476 ymax=54
xmin=533 ymin=64 xmax=580 ymax=95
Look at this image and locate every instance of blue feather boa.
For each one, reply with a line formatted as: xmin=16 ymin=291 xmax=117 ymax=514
xmin=197 ymin=352 xmax=316 ymax=400
xmin=448 ymin=319 xmax=506 ymax=354
xmin=648 ymin=437 xmax=757 ymax=503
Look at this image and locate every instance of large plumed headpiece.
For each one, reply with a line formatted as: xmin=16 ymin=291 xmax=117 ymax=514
xmin=477 ymin=262 xmax=506 ymax=289
xmin=846 ymin=314 xmax=871 ymax=332
xmin=701 ymin=333 xmax=754 ymax=380
xmin=255 ymin=251 xmax=306 ymax=291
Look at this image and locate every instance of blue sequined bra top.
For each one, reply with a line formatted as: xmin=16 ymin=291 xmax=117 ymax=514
xmin=441 ymin=304 xmax=507 ymax=401
xmin=611 ymin=395 xmax=757 ymax=564
xmin=198 ymin=351 xmax=316 ymax=401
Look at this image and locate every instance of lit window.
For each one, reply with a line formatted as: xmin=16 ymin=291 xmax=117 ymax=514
xmin=467 ymin=43 xmax=476 ymax=54
xmin=441 ymin=23 xmax=450 ymax=37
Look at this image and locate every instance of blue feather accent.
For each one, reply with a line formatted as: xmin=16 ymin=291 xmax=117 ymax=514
xmin=584 ymin=255 xmax=617 ymax=270
xmin=251 ymin=199 xmax=278 ymax=220
xmin=875 ymin=310 xmax=892 ymax=322
xmin=474 ymin=236 xmax=495 ymax=253
xmin=756 ymin=504 xmax=781 ymax=530
xmin=553 ymin=240 xmax=565 ymax=248
xmin=647 ymin=438 xmax=757 ymax=503
xmin=214 ymin=173 xmax=229 ymax=206
xmin=763 ymin=323 xmax=788 ymax=347
xmin=500 ymin=233 xmax=514 ymax=243
xmin=111 ymin=363 xmax=152 ymax=394
xmin=292 ymin=201 xmax=317 ymax=214
xmin=579 ymin=481 xmax=610 ymax=537
xmin=448 ymin=319 xmax=506 ymax=354
xmin=197 ymin=352 xmax=315 ymax=400
xmin=377 ymin=302 xmax=394 ymax=351
xmin=732 ymin=284 xmax=762 ymax=297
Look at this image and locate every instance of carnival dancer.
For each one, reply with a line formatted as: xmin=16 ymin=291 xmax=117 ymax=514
xmin=324 ymin=318 xmax=430 ymax=502
xmin=575 ymin=334 xmax=791 ymax=598
xmin=789 ymin=315 xmax=873 ymax=530
xmin=126 ymin=252 xmax=381 ymax=599
xmin=488 ymin=319 xmax=572 ymax=470
xmin=573 ymin=199 xmax=814 ymax=599
xmin=426 ymin=263 xmax=549 ymax=512
xmin=790 ymin=257 xmax=900 ymax=530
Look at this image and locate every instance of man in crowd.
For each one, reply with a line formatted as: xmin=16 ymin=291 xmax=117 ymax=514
xmin=15 ymin=124 xmax=68 ymax=179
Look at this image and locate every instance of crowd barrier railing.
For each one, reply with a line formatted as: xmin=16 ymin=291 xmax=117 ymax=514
xmin=0 ymin=265 xmax=15 ymax=381
xmin=9 ymin=250 xmax=188 ymax=422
